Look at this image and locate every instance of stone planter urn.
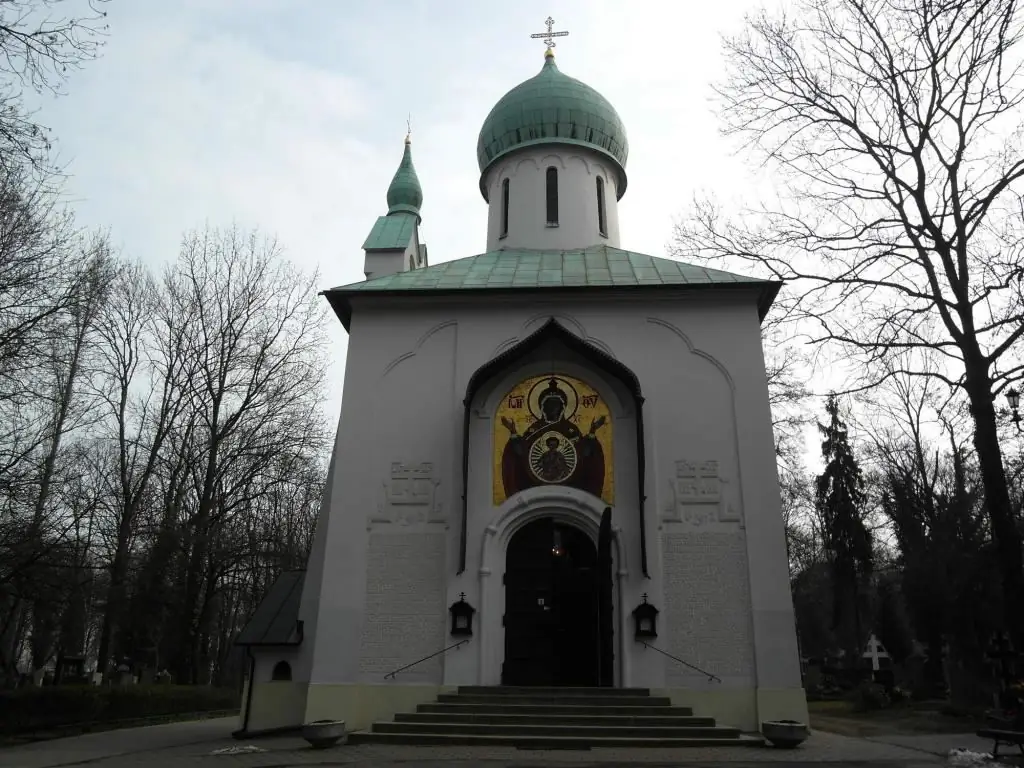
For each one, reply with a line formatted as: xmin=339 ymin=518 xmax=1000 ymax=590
xmin=301 ymin=720 xmax=346 ymax=749
xmin=761 ymin=719 xmax=809 ymax=748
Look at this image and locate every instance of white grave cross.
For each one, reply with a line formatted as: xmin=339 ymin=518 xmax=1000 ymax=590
xmin=862 ymin=633 xmax=890 ymax=671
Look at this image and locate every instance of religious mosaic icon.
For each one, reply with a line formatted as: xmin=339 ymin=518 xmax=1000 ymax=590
xmin=493 ymin=375 xmax=614 ymax=505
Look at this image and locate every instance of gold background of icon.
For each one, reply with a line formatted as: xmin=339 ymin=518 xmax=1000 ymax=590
xmin=492 ymin=374 xmax=614 ymax=505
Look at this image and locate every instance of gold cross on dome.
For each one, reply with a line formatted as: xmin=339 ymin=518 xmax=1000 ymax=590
xmin=530 ymin=16 xmax=569 ymax=50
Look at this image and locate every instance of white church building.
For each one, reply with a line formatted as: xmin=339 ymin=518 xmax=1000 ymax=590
xmin=235 ymin=41 xmax=807 ymax=741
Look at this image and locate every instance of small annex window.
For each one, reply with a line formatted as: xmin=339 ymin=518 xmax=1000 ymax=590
xmin=596 ymin=177 xmax=607 ymax=237
xmin=501 ymin=178 xmax=510 ymax=238
xmin=545 ymin=167 xmax=559 ymax=226
xmin=271 ymin=660 xmax=292 ymax=681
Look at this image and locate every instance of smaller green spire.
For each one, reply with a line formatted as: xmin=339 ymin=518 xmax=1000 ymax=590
xmin=386 ymin=136 xmax=423 ymax=218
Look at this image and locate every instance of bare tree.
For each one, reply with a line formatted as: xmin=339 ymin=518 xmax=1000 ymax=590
xmin=0 ymin=232 xmax=111 ymax=681
xmin=674 ymin=0 xmax=1024 ymax=645
xmin=0 ymin=167 xmax=80 ymax=400
xmin=90 ymin=260 xmax=190 ymax=679
xmin=0 ymin=214 xmax=333 ymax=686
xmin=163 ymin=226 xmax=328 ymax=683
xmin=24 ymin=238 xmax=111 ymax=673
xmin=0 ymin=0 xmax=109 ymax=175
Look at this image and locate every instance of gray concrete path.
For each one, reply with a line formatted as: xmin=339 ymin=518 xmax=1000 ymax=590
xmin=864 ymin=731 xmax=998 ymax=758
xmin=0 ymin=724 xmax=959 ymax=768
xmin=0 ymin=716 xmax=237 ymax=768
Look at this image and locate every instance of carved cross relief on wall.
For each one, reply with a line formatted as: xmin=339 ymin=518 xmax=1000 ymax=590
xmin=662 ymin=459 xmax=743 ymax=527
xmin=370 ymin=462 xmax=446 ymax=528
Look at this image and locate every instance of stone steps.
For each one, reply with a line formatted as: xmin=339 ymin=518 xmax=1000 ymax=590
xmin=436 ymin=693 xmax=672 ymax=706
xmin=417 ymin=702 xmax=697 ymax=717
xmin=374 ymin=720 xmax=740 ymax=738
xmin=415 ymin=708 xmax=696 ymax=720
xmin=348 ymin=731 xmax=765 ymax=748
xmin=349 ymin=686 xmax=764 ymax=748
xmin=396 ymin=712 xmax=717 ymax=727
xmin=457 ymin=685 xmax=652 ymax=696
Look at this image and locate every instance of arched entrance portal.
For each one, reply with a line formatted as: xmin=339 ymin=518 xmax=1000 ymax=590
xmin=502 ymin=518 xmax=599 ymax=686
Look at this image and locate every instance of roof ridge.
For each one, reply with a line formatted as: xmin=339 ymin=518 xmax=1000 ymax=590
xmin=324 ymin=246 xmax=780 ymax=331
xmin=331 ymin=246 xmax=771 ymax=292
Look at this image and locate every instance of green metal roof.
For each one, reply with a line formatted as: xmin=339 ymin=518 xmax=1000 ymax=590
xmin=476 ymin=52 xmax=628 ymax=201
xmin=362 ymin=213 xmax=416 ymax=251
xmin=235 ymin=570 xmax=305 ymax=647
xmin=325 ymin=246 xmax=780 ymax=329
xmin=386 ymin=139 xmax=422 ymax=217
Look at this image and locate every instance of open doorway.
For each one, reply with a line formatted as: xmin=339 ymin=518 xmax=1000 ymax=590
xmin=502 ymin=517 xmax=600 ymax=686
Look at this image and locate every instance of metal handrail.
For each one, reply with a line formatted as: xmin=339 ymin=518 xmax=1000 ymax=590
xmin=383 ymin=639 xmax=470 ymax=680
xmin=641 ymin=641 xmax=722 ymax=683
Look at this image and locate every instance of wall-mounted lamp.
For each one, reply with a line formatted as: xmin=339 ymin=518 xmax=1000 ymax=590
xmin=449 ymin=592 xmax=476 ymax=637
xmin=632 ymin=593 xmax=660 ymax=640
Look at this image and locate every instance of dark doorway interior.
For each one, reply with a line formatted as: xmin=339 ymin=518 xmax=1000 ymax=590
xmin=502 ymin=518 xmax=600 ymax=686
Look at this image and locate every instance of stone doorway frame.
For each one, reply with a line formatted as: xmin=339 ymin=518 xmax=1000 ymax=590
xmin=477 ymin=485 xmax=630 ymax=687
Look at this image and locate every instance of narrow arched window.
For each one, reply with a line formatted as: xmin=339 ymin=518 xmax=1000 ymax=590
xmin=546 ymin=167 xmax=559 ymax=226
xmin=501 ymin=178 xmax=510 ymax=238
xmin=271 ymin=660 xmax=292 ymax=681
xmin=596 ymin=177 xmax=607 ymax=237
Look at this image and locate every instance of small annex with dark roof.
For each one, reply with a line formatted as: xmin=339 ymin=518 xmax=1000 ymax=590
xmin=235 ymin=570 xmax=306 ymax=647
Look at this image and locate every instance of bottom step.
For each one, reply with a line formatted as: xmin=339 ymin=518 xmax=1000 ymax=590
xmin=348 ymin=731 xmax=766 ymax=748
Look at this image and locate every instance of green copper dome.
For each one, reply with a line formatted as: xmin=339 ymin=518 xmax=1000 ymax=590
xmin=386 ymin=138 xmax=423 ymax=217
xmin=476 ymin=51 xmax=628 ymax=201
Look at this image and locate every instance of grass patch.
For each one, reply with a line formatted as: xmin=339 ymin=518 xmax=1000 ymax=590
xmin=0 ymin=685 xmax=239 ymax=739
xmin=0 ymin=708 xmax=239 ymax=746
xmin=808 ymin=699 xmax=986 ymax=736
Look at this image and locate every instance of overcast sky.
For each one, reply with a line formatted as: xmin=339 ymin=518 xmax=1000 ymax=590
xmin=42 ymin=0 xmax=772 ymax=419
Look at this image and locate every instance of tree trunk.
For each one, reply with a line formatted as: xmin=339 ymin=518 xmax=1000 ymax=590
xmin=94 ymin=511 xmax=134 ymax=682
xmin=28 ymin=321 xmax=88 ymax=675
xmin=963 ymin=355 xmax=1024 ymax=648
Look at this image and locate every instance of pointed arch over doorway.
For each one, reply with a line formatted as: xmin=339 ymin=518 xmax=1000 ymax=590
xmin=459 ymin=318 xmax=648 ymax=578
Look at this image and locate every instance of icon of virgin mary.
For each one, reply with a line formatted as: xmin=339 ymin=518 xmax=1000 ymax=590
xmin=500 ymin=377 xmax=607 ymax=499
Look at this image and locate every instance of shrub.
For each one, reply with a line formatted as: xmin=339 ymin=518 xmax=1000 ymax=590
xmin=848 ymin=681 xmax=891 ymax=712
xmin=0 ymin=685 xmax=238 ymax=735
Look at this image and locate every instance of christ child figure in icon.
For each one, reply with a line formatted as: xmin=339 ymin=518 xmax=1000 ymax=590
xmin=500 ymin=377 xmax=607 ymax=499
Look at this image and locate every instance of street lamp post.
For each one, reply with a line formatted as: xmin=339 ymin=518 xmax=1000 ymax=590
xmin=1008 ymin=386 xmax=1021 ymax=432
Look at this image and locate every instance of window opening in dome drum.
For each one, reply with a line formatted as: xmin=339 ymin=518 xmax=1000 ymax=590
xmin=597 ymin=177 xmax=607 ymax=237
xmin=501 ymin=178 xmax=510 ymax=238
xmin=546 ymin=167 xmax=559 ymax=226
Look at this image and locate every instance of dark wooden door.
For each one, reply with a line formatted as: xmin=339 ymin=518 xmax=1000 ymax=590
xmin=502 ymin=518 xmax=556 ymax=685
xmin=597 ymin=507 xmax=615 ymax=686
xmin=503 ymin=518 xmax=599 ymax=687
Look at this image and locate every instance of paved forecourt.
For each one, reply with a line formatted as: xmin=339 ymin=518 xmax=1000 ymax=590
xmin=0 ymin=717 xmax=966 ymax=768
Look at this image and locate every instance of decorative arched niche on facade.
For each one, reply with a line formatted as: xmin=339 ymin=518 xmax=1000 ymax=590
xmin=271 ymin=660 xmax=292 ymax=681
xmin=458 ymin=318 xmax=648 ymax=577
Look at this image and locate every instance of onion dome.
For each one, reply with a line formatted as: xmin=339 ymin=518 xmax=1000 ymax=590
xmin=476 ymin=50 xmax=628 ymax=200
xmin=386 ymin=135 xmax=423 ymax=217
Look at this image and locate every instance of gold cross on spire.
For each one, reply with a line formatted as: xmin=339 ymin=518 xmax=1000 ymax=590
xmin=530 ymin=16 xmax=568 ymax=54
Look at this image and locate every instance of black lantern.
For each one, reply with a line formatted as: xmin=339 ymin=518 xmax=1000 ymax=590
xmin=632 ymin=593 xmax=659 ymax=640
xmin=1008 ymin=386 xmax=1021 ymax=431
xmin=449 ymin=592 xmax=476 ymax=637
